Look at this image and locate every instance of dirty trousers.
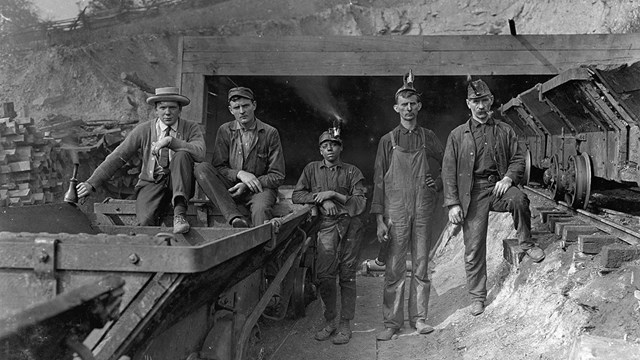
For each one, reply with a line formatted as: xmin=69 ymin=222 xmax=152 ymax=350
xmin=194 ymin=162 xmax=276 ymax=226
xmin=462 ymin=182 xmax=532 ymax=302
xmin=316 ymin=215 xmax=363 ymax=322
xmin=383 ymin=191 xmax=436 ymax=329
xmin=135 ymin=151 xmax=195 ymax=226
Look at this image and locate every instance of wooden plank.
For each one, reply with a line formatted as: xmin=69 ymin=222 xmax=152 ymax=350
xmin=180 ymin=72 xmax=207 ymax=125
xmin=181 ymin=49 xmax=640 ymax=76
xmin=600 ymin=244 xmax=640 ymax=268
xmin=182 ymin=35 xmax=640 ymax=53
xmin=569 ymin=334 xmax=640 ymax=360
xmin=184 ymin=35 xmax=425 ymax=52
xmin=578 ymin=234 xmax=619 ymax=254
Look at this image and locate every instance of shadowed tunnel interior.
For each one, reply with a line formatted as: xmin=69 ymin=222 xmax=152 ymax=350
xmin=204 ymin=75 xmax=552 ymax=186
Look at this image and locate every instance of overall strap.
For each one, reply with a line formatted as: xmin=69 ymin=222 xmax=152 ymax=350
xmin=389 ymin=130 xmax=397 ymax=149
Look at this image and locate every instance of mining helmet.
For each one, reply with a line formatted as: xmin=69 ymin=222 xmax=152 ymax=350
xmin=318 ymin=131 xmax=342 ymax=146
xmin=467 ymin=76 xmax=492 ymax=99
xmin=394 ymin=69 xmax=420 ymax=101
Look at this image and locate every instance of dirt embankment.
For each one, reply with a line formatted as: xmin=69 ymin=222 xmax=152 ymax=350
xmin=1 ymin=0 xmax=639 ymax=126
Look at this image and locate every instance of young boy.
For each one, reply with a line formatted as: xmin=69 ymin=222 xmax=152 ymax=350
xmin=292 ymin=130 xmax=367 ymax=345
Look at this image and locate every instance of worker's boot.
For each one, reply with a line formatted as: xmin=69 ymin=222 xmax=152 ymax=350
xmin=331 ymin=319 xmax=352 ymax=345
xmin=314 ymin=320 xmax=336 ymax=341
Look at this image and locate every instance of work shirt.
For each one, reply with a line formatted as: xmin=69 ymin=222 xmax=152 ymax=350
xmin=239 ymin=121 xmax=257 ymax=161
xmin=212 ymin=118 xmax=285 ymax=190
xmin=292 ymin=160 xmax=367 ymax=218
xmin=370 ymin=124 xmax=444 ymax=215
xmin=470 ymin=118 xmax=498 ymax=178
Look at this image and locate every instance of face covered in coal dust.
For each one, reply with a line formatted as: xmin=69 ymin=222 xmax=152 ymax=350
xmin=319 ymin=140 xmax=342 ymax=165
xmin=466 ymin=94 xmax=494 ymax=122
xmin=155 ymin=101 xmax=181 ymax=127
xmin=394 ymin=93 xmax=422 ymax=122
xmin=228 ymin=97 xmax=257 ymax=128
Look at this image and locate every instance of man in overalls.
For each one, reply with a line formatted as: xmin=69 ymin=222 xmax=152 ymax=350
xmin=371 ymin=71 xmax=445 ymax=341
xmin=442 ymin=77 xmax=545 ymax=317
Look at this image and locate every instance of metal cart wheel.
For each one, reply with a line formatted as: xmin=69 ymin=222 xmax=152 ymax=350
xmin=523 ymin=148 xmax=532 ymax=186
xmin=565 ymin=153 xmax=592 ymax=209
xmin=290 ymin=266 xmax=311 ymax=318
xmin=549 ymin=154 xmax=564 ymax=201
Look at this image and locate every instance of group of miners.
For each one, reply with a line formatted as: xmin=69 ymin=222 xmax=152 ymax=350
xmin=77 ymin=72 xmax=546 ymax=346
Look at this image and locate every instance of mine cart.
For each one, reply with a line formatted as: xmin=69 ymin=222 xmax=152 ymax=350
xmin=501 ymin=62 xmax=640 ymax=209
xmin=0 ymin=190 xmax=319 ymax=360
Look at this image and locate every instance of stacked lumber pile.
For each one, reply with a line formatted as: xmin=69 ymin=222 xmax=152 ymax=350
xmin=0 ymin=103 xmax=140 ymax=207
xmin=0 ymin=116 xmax=65 ymax=206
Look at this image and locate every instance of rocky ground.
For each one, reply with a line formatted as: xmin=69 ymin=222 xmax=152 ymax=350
xmin=3 ymin=1 xmax=640 ymax=359
xmin=251 ymin=189 xmax=640 ymax=359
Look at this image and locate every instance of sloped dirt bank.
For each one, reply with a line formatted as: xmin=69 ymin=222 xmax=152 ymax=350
xmin=256 ymin=189 xmax=640 ymax=359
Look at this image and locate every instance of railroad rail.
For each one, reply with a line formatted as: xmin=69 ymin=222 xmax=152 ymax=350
xmin=524 ymin=185 xmax=640 ymax=269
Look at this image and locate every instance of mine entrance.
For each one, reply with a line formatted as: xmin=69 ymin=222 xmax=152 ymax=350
xmin=203 ymin=75 xmax=552 ymax=184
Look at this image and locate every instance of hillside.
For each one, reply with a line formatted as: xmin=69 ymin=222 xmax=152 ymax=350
xmin=2 ymin=0 xmax=640 ymax=126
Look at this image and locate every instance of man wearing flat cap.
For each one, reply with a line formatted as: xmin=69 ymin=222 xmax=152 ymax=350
xmin=195 ymin=86 xmax=285 ymax=228
xmin=77 ymin=87 xmax=205 ymax=234
xmin=292 ymin=130 xmax=366 ymax=345
xmin=442 ymin=77 xmax=545 ymax=317
xmin=372 ymin=71 xmax=444 ymax=341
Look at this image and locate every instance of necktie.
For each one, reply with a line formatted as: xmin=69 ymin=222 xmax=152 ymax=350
xmin=158 ymin=126 xmax=171 ymax=169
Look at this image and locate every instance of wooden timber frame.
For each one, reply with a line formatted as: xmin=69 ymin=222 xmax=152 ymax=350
xmin=176 ymin=34 xmax=640 ymax=125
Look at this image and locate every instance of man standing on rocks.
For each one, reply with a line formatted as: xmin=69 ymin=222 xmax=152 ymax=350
xmin=292 ymin=129 xmax=367 ymax=345
xmin=77 ymin=87 xmax=205 ymax=234
xmin=442 ymin=77 xmax=545 ymax=317
xmin=195 ymin=86 xmax=285 ymax=227
xmin=372 ymin=71 xmax=444 ymax=341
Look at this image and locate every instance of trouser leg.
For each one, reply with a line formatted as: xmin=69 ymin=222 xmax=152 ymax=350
xmin=246 ymin=188 xmax=277 ymax=226
xmin=135 ymin=179 xmax=171 ymax=226
xmin=383 ymin=217 xmax=410 ymax=329
xmin=491 ymin=186 xmax=533 ymax=250
xmin=193 ymin=162 xmax=243 ymax=223
xmin=316 ymin=221 xmax=340 ymax=321
xmin=169 ymin=151 xmax=195 ymax=215
xmin=462 ymin=186 xmax=492 ymax=302
xmin=337 ymin=217 xmax=363 ymax=321
xmin=408 ymin=192 xmax=435 ymax=324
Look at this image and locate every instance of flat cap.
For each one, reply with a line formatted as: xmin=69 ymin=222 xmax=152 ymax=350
xmin=228 ymin=87 xmax=255 ymax=102
xmin=318 ymin=131 xmax=342 ymax=146
xmin=467 ymin=79 xmax=492 ymax=99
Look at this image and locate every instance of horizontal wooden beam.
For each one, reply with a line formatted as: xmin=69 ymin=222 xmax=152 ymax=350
xmin=179 ymin=35 xmax=640 ymax=76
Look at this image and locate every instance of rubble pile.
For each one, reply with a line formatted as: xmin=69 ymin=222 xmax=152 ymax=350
xmin=0 ymin=102 xmax=140 ymax=207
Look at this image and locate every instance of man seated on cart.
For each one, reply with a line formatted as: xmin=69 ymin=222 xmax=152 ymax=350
xmin=77 ymin=87 xmax=205 ymax=234
xmin=292 ymin=129 xmax=367 ymax=345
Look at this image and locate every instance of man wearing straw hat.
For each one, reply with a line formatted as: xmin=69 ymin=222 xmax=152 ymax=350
xmin=77 ymin=87 xmax=205 ymax=234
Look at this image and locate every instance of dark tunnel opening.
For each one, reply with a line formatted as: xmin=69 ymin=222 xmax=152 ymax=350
xmin=205 ymin=75 xmax=552 ymax=185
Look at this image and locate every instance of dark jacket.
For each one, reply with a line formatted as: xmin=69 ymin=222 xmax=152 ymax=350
xmin=442 ymin=116 xmax=524 ymax=217
xmin=212 ymin=118 xmax=285 ymax=190
xmin=87 ymin=118 xmax=205 ymax=188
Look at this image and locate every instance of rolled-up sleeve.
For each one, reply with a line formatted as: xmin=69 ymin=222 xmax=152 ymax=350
xmin=370 ymin=136 xmax=390 ymax=215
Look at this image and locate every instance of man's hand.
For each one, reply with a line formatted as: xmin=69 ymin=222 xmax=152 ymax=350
xmin=150 ymin=137 xmax=172 ymax=156
xmin=321 ymin=199 xmax=338 ymax=216
xmin=313 ymin=191 xmax=334 ymax=203
xmin=425 ymin=174 xmax=437 ymax=190
xmin=237 ymin=170 xmax=263 ymax=193
xmin=492 ymin=176 xmax=513 ymax=197
xmin=376 ymin=215 xmax=390 ymax=243
xmin=76 ymin=182 xmax=94 ymax=198
xmin=228 ymin=182 xmax=248 ymax=198
xmin=448 ymin=205 xmax=464 ymax=225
